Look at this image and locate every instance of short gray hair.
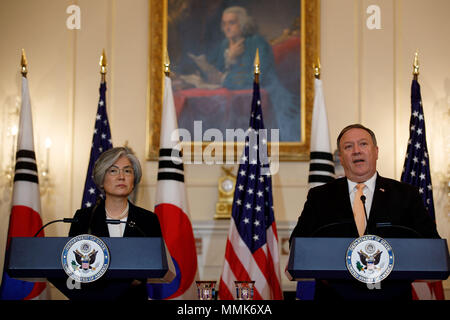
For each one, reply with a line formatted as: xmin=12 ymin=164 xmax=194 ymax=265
xmin=92 ymin=147 xmax=142 ymax=193
xmin=337 ymin=124 xmax=377 ymax=152
xmin=222 ymin=6 xmax=257 ymax=36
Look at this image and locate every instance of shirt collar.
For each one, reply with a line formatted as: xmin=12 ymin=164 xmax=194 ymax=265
xmin=347 ymin=172 xmax=378 ymax=193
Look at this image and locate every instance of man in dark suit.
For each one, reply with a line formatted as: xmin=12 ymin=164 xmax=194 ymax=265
xmin=290 ymin=124 xmax=440 ymax=300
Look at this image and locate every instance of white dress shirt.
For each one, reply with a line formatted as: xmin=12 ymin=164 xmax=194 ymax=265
xmin=107 ymin=216 xmax=128 ymax=237
xmin=105 ymin=203 xmax=129 ymax=237
xmin=347 ymin=172 xmax=377 ymax=219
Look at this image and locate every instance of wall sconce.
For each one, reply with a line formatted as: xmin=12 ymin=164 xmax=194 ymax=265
xmin=1 ymin=96 xmax=51 ymax=197
xmin=3 ymin=125 xmax=18 ymax=189
xmin=39 ymin=137 xmax=52 ymax=196
xmin=3 ymin=133 xmax=53 ymax=196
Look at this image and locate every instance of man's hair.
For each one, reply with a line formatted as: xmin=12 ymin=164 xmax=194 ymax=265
xmin=337 ymin=124 xmax=377 ymax=152
xmin=222 ymin=6 xmax=257 ymax=36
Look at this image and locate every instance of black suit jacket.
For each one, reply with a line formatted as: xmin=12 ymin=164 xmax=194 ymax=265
xmin=291 ymin=174 xmax=439 ymax=240
xmin=66 ymin=200 xmax=162 ymax=300
xmin=290 ymin=174 xmax=440 ymax=300
xmin=69 ymin=200 xmax=162 ymax=238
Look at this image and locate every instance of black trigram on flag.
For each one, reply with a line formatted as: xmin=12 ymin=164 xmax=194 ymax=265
xmin=308 ymin=151 xmax=335 ymax=187
xmin=157 ymin=148 xmax=184 ymax=183
xmin=14 ymin=150 xmax=39 ymax=184
xmin=307 ymin=78 xmax=335 ymax=189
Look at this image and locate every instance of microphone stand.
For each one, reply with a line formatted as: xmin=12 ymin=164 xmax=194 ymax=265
xmin=359 ymin=196 xmax=423 ymax=238
xmin=105 ymin=219 xmax=147 ymax=237
xmin=360 ymin=195 xmax=369 ymax=235
xmin=33 ymin=218 xmax=78 ymax=237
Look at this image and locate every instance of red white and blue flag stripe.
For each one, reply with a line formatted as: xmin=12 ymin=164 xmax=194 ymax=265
xmin=0 ymin=76 xmax=47 ymax=300
xmin=401 ymin=78 xmax=445 ymax=300
xmin=219 ymin=80 xmax=283 ymax=300
xmin=81 ymin=80 xmax=112 ymax=208
xmin=147 ymin=76 xmax=198 ymax=299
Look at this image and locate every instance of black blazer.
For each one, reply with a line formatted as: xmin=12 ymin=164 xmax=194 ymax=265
xmin=290 ymin=174 xmax=439 ymax=240
xmin=290 ymin=174 xmax=440 ymax=300
xmin=67 ymin=200 xmax=162 ymax=300
xmin=69 ymin=200 xmax=162 ymax=238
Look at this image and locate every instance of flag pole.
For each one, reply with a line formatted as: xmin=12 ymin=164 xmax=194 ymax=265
xmin=21 ymin=49 xmax=28 ymax=77
xmin=164 ymin=48 xmax=170 ymax=77
xmin=413 ymin=51 xmax=419 ymax=81
xmin=313 ymin=57 xmax=321 ymax=80
xmin=81 ymin=49 xmax=112 ymax=208
xmin=253 ymin=48 xmax=260 ymax=83
xmin=99 ymin=49 xmax=107 ymax=83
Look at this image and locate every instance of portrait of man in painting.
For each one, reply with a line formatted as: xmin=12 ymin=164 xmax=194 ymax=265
xmin=167 ymin=0 xmax=302 ymax=142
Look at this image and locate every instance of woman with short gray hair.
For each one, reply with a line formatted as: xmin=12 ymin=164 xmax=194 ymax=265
xmin=92 ymin=147 xmax=142 ymax=194
xmin=69 ymin=146 xmax=162 ymax=300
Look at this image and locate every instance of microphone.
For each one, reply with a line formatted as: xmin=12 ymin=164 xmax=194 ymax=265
xmin=105 ymin=219 xmax=147 ymax=237
xmin=310 ymin=220 xmax=354 ymax=237
xmin=360 ymin=195 xmax=369 ymax=235
xmin=87 ymin=199 xmax=102 ymax=235
xmin=375 ymin=223 xmax=423 ymax=238
xmin=33 ymin=218 xmax=78 ymax=237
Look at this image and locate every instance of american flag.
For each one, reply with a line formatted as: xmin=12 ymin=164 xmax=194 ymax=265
xmin=219 ymin=80 xmax=283 ymax=300
xmin=81 ymin=80 xmax=112 ymax=208
xmin=401 ymin=79 xmax=435 ymax=218
xmin=401 ymin=78 xmax=444 ymax=300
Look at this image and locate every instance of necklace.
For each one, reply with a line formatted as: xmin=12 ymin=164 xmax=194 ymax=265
xmin=105 ymin=202 xmax=129 ymax=220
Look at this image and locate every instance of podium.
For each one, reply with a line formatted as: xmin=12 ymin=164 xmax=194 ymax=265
xmin=5 ymin=237 xmax=175 ymax=300
xmin=286 ymin=237 xmax=450 ymax=281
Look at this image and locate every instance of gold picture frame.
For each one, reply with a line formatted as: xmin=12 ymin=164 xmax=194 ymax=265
xmin=146 ymin=0 xmax=319 ymax=161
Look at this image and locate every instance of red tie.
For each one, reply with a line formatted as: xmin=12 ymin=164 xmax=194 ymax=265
xmin=353 ymin=183 xmax=366 ymax=236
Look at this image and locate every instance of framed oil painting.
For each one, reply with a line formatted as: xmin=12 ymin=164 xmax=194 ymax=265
xmin=147 ymin=0 xmax=319 ymax=161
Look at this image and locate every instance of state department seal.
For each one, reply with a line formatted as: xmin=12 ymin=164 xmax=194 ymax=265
xmin=62 ymin=234 xmax=110 ymax=283
xmin=345 ymin=235 xmax=394 ymax=284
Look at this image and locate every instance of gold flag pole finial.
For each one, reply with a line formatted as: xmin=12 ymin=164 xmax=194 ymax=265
xmin=254 ymin=48 xmax=260 ymax=83
xmin=413 ymin=51 xmax=419 ymax=80
xmin=21 ymin=49 xmax=28 ymax=77
xmin=164 ymin=48 xmax=170 ymax=76
xmin=313 ymin=57 xmax=321 ymax=79
xmin=100 ymin=49 xmax=107 ymax=82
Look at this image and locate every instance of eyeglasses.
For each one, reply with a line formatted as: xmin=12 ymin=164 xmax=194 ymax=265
xmin=106 ymin=166 xmax=134 ymax=176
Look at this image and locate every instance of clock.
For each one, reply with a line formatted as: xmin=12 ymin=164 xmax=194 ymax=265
xmin=220 ymin=176 xmax=235 ymax=194
xmin=215 ymin=166 xmax=236 ymax=219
